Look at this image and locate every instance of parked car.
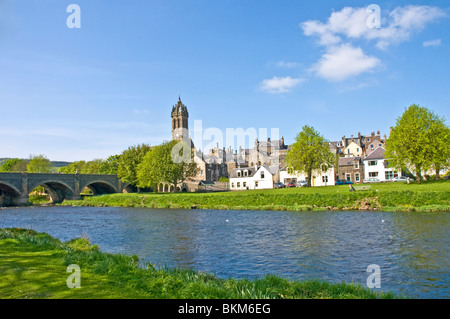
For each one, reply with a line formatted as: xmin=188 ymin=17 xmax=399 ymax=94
xmin=287 ymin=181 xmax=296 ymax=188
xmin=335 ymin=179 xmax=353 ymax=185
xmin=391 ymin=176 xmax=408 ymax=182
xmin=297 ymin=180 xmax=308 ymax=187
xmin=274 ymin=182 xmax=285 ymax=188
xmin=363 ymin=177 xmax=380 ymax=183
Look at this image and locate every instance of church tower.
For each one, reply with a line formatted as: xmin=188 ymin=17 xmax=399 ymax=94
xmin=171 ymin=96 xmax=189 ymax=141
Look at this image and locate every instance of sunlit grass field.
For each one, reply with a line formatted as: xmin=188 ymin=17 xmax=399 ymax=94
xmin=62 ymin=180 xmax=450 ymax=212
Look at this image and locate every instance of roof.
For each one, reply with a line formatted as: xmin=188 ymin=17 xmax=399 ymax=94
xmin=338 ymin=156 xmax=362 ymax=166
xmin=229 ymin=165 xmax=279 ymax=178
xmin=365 ymin=146 xmax=386 ymax=160
xmin=229 ymin=167 xmax=258 ymax=178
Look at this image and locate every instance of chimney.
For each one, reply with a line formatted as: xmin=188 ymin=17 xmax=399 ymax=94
xmin=358 ymin=132 xmax=361 ymax=139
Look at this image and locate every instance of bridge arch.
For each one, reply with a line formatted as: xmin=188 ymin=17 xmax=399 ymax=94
xmin=27 ymin=180 xmax=75 ymax=204
xmin=0 ymin=181 xmax=21 ymax=197
xmin=0 ymin=181 xmax=21 ymax=206
xmin=80 ymin=180 xmax=118 ymax=195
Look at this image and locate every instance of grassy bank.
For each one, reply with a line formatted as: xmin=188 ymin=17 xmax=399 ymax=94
xmin=62 ymin=180 xmax=450 ymax=212
xmin=0 ymin=228 xmax=402 ymax=299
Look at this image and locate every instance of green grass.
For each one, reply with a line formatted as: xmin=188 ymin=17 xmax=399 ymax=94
xmin=61 ymin=180 xmax=450 ymax=212
xmin=0 ymin=228 xmax=403 ymax=299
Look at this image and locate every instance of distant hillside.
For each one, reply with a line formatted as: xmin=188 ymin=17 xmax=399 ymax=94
xmin=0 ymin=158 xmax=71 ymax=169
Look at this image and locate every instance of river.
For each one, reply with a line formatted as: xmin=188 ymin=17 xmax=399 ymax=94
xmin=0 ymin=206 xmax=448 ymax=298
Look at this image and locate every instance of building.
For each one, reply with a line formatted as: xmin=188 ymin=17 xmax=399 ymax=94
xmin=229 ymin=166 xmax=280 ymax=190
xmin=338 ymin=156 xmax=364 ymax=183
xmin=331 ymin=131 xmax=387 ymax=157
xmin=280 ymin=166 xmax=336 ymax=187
xmin=363 ymin=146 xmax=401 ymax=182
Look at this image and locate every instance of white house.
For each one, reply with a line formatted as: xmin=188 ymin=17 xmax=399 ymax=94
xmin=363 ymin=146 xmax=401 ymax=182
xmin=229 ymin=166 xmax=279 ymax=190
xmin=280 ymin=166 xmax=336 ymax=187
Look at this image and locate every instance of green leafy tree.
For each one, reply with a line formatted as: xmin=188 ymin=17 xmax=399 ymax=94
xmin=428 ymin=120 xmax=450 ymax=179
xmin=137 ymin=140 xmax=199 ymax=192
xmin=117 ymin=144 xmax=152 ymax=186
xmin=0 ymin=158 xmax=28 ymax=172
xmin=99 ymin=155 xmax=120 ymax=175
xmin=59 ymin=161 xmax=87 ymax=174
xmin=286 ymin=125 xmax=335 ymax=187
xmin=27 ymin=154 xmax=53 ymax=173
xmin=385 ymin=104 xmax=449 ymax=181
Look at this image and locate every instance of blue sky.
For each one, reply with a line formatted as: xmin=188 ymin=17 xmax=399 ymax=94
xmin=1 ymin=0 xmax=449 ymax=161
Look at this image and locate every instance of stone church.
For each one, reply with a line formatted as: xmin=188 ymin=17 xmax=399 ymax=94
xmin=169 ymin=97 xmax=287 ymax=191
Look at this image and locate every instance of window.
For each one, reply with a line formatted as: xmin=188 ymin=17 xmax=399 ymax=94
xmin=354 ymin=162 xmax=359 ymax=169
xmin=231 ymin=183 xmax=234 ymax=188
xmin=237 ymin=182 xmax=240 ymax=187
xmin=368 ymin=160 xmax=377 ymax=166
xmin=367 ymin=138 xmax=370 ymax=142
xmin=348 ymin=149 xmax=351 ymax=155
xmin=243 ymin=170 xmax=248 ymax=177
xmin=255 ymin=181 xmax=259 ymax=187
xmin=357 ymin=148 xmax=360 ymax=152
xmin=369 ymin=172 xmax=378 ymax=177
xmin=346 ymin=174 xmax=351 ymax=182
xmin=322 ymin=176 xmax=328 ymax=183
xmin=243 ymin=182 xmax=247 ymax=188
xmin=237 ymin=171 xmax=241 ymax=177
xmin=371 ymin=145 xmax=374 ymax=150
xmin=261 ymin=171 xmax=265 ymax=179
xmin=355 ymin=174 xmax=360 ymax=182
xmin=379 ymin=144 xmax=382 ymax=147
xmin=385 ymin=171 xmax=394 ymax=180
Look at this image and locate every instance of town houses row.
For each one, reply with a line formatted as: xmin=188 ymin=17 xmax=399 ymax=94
xmin=167 ymin=98 xmax=412 ymax=192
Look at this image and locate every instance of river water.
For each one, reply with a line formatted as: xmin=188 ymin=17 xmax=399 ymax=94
xmin=0 ymin=206 xmax=448 ymax=298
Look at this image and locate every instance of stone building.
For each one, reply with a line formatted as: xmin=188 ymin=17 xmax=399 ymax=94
xmin=338 ymin=156 xmax=364 ymax=184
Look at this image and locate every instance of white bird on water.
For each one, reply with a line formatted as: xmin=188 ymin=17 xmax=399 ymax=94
xmin=382 ymin=220 xmax=385 ymax=223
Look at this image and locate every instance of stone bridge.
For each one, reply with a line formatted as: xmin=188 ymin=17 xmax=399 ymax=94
xmin=0 ymin=173 xmax=131 ymax=206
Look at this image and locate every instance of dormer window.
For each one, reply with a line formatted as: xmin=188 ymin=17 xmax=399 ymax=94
xmin=237 ymin=171 xmax=241 ymax=177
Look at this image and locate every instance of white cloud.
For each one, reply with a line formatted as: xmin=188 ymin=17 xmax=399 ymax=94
xmin=299 ymin=5 xmax=445 ymax=82
xmin=260 ymin=76 xmax=305 ymax=94
xmin=313 ymin=44 xmax=380 ymax=81
xmin=301 ymin=5 xmax=446 ymax=49
xmin=275 ymin=61 xmax=301 ymax=68
xmin=423 ymin=39 xmax=442 ymax=47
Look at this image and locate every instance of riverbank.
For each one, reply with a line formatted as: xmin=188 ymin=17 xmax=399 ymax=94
xmin=61 ymin=180 xmax=450 ymax=212
xmin=0 ymin=228 xmax=402 ymax=299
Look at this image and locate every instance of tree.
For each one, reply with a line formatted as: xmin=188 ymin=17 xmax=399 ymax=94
xmin=385 ymin=104 xmax=449 ymax=181
xmin=429 ymin=120 xmax=450 ymax=179
xmin=286 ymin=125 xmax=335 ymax=187
xmin=0 ymin=158 xmax=28 ymax=172
xmin=99 ymin=155 xmax=120 ymax=175
xmin=27 ymin=155 xmax=53 ymax=173
xmin=117 ymin=144 xmax=152 ymax=187
xmin=137 ymin=140 xmax=199 ymax=192
xmin=59 ymin=161 xmax=86 ymax=174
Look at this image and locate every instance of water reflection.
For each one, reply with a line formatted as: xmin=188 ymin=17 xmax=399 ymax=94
xmin=0 ymin=206 xmax=448 ymax=298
